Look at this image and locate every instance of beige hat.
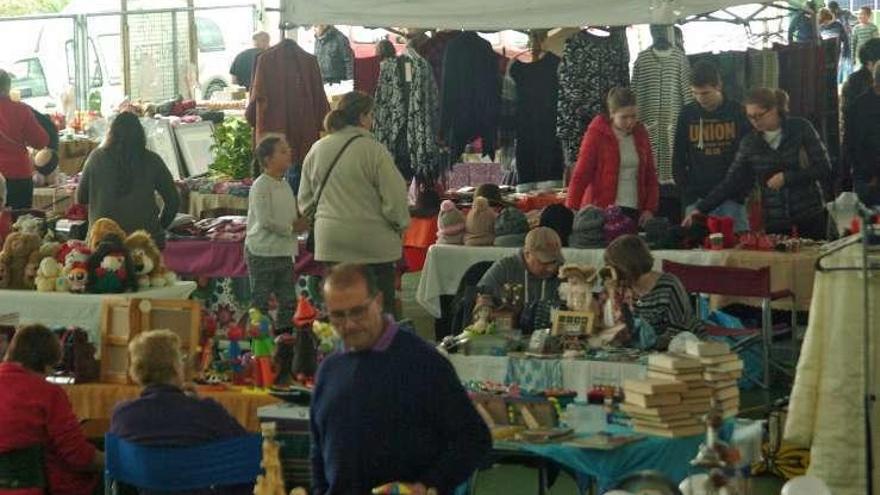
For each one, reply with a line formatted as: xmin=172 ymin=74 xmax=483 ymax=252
xmin=525 ymin=227 xmax=564 ymax=264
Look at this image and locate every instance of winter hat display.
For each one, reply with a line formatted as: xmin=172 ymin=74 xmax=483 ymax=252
xmin=539 ymin=204 xmax=575 ymax=246
xmin=465 ymin=197 xmax=497 ymax=246
xmin=437 ymin=200 xmax=466 ymax=245
xmin=493 ymin=207 xmax=530 ymax=247
xmin=569 ymin=206 xmax=606 ymax=248
xmin=603 ymin=206 xmax=638 ymax=244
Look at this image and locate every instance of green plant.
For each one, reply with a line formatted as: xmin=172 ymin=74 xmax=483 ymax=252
xmin=210 ymin=117 xmax=253 ymax=180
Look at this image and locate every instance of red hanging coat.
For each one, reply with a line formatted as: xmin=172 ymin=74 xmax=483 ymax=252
xmin=246 ymin=40 xmax=330 ymax=165
xmin=0 ymin=363 xmax=98 ymax=495
xmin=565 ymin=114 xmax=659 ymax=213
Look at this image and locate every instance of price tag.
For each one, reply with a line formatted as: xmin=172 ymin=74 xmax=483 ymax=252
xmin=404 ymin=61 xmax=413 ymax=83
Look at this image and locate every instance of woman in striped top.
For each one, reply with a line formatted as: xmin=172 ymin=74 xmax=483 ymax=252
xmin=605 ymin=235 xmax=703 ymax=350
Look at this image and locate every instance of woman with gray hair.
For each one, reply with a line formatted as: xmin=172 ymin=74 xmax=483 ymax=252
xmin=109 ymin=329 xmax=251 ymax=493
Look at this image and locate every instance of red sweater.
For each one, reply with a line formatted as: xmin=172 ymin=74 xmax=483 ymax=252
xmin=0 ymin=363 xmax=98 ymax=495
xmin=564 ymin=114 xmax=659 ymax=213
xmin=0 ymin=97 xmax=49 ymax=180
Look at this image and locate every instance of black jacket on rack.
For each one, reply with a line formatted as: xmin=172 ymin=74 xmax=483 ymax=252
xmin=439 ymin=32 xmax=501 ymax=160
xmin=697 ymin=117 xmax=832 ymax=237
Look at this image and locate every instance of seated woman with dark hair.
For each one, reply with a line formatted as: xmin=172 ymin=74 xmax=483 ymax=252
xmin=604 ymin=235 xmax=703 ymax=350
xmin=0 ymin=324 xmax=103 ymax=495
xmin=109 ymin=329 xmax=250 ymax=494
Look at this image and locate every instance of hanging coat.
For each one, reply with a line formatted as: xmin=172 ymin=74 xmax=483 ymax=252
xmin=246 ymin=40 xmax=330 ymax=165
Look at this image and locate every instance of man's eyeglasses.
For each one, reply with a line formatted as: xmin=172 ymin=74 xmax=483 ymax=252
xmin=747 ymin=109 xmax=770 ymax=122
xmin=327 ymin=297 xmax=376 ymax=324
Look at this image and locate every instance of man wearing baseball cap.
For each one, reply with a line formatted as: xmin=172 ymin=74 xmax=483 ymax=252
xmin=476 ymin=226 xmax=564 ymax=311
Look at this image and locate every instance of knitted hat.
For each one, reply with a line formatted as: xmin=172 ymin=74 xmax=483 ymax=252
xmin=436 ymin=200 xmax=466 ymax=245
xmin=603 ymin=206 xmax=638 ymax=244
xmin=465 ymin=197 xmax=497 ymax=246
xmin=493 ymin=207 xmax=529 ymax=247
xmin=539 ymin=204 xmax=574 ymax=246
xmin=569 ymin=206 xmax=606 ymax=249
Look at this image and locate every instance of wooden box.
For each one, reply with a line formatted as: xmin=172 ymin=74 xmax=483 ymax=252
xmin=100 ymin=298 xmax=201 ymax=384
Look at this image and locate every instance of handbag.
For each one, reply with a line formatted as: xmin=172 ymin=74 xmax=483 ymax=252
xmin=303 ymin=135 xmax=362 ymax=253
xmin=54 ymin=327 xmax=99 ymax=383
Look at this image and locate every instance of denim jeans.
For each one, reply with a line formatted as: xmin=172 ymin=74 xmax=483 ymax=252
xmin=686 ymin=199 xmax=750 ymax=232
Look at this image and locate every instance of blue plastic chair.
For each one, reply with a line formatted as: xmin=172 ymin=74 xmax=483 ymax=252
xmin=104 ymin=434 xmax=263 ymax=493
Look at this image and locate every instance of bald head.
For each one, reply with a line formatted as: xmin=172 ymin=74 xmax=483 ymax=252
xmin=252 ymin=31 xmax=270 ymax=50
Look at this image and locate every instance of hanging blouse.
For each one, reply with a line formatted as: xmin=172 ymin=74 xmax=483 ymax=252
xmin=556 ymin=28 xmax=631 ymax=165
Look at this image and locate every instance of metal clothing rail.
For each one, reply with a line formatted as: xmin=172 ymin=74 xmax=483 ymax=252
xmin=815 ymin=215 xmax=880 ymax=495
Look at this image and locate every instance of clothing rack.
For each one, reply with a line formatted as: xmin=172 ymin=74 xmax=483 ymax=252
xmin=815 ymin=213 xmax=880 ymax=495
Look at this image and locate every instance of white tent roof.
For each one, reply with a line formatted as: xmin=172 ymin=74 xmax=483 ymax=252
xmin=281 ymin=0 xmax=766 ymax=30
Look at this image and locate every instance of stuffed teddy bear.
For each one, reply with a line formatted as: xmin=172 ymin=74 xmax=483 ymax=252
xmin=86 ymin=218 xmax=127 ymax=251
xmin=25 ymin=242 xmax=60 ymax=290
xmin=86 ymin=234 xmax=138 ymax=294
xmin=0 ymin=232 xmax=41 ymax=290
xmin=36 ymin=257 xmax=62 ymax=292
xmin=124 ymin=230 xmax=177 ymax=289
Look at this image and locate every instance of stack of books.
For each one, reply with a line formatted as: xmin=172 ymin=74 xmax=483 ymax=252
xmin=684 ymin=341 xmax=743 ymax=418
xmin=621 ymin=354 xmax=712 ymax=438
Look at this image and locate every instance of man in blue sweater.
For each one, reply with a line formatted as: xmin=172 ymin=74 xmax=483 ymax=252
xmin=310 ymin=264 xmax=491 ymax=495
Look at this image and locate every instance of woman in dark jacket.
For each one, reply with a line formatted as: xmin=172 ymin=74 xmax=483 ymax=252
xmin=76 ymin=112 xmax=180 ymax=248
xmin=684 ymin=88 xmax=832 ymax=239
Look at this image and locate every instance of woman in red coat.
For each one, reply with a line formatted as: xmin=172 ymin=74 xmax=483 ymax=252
xmin=564 ymin=87 xmax=659 ymax=226
xmin=0 ymin=325 xmax=102 ymax=495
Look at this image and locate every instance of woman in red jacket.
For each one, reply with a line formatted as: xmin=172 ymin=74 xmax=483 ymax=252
xmin=564 ymin=87 xmax=659 ymax=226
xmin=0 ymin=325 xmax=102 ymax=495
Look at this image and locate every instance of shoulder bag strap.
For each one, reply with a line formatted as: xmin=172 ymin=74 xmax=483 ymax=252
xmin=306 ymin=134 xmax=362 ymax=217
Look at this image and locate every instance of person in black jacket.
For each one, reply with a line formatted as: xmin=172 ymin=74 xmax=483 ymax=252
xmin=683 ymin=88 xmax=832 ymax=239
xmin=841 ymin=38 xmax=880 ymax=189
xmin=849 ymin=63 xmax=880 ymax=206
xmin=673 ymin=61 xmax=752 ymax=232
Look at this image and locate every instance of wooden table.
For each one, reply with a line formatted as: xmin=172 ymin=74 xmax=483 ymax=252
xmin=64 ymin=383 xmax=281 ymax=432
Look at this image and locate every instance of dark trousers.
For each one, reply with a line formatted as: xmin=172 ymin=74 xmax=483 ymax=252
xmin=245 ymin=249 xmax=297 ymax=330
xmin=5 ymin=178 xmax=33 ymax=209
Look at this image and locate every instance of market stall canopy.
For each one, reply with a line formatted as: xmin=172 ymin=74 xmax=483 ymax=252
xmin=281 ymin=0 xmax=770 ymax=30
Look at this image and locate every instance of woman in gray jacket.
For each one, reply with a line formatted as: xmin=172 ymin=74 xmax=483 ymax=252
xmin=299 ymin=91 xmax=410 ymax=316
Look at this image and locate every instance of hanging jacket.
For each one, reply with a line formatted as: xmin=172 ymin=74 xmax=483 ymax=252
xmin=696 ymin=117 xmax=832 ymax=234
xmin=439 ymin=32 xmax=501 ymax=160
xmin=632 ymin=47 xmax=693 ymax=183
xmin=315 ymin=26 xmax=354 ymax=84
xmin=672 ymin=97 xmax=752 ymax=206
xmin=565 ymin=114 xmax=659 ymax=213
xmin=556 ymin=29 xmax=630 ymax=165
xmin=246 ymin=40 xmax=330 ymax=166
xmin=374 ymin=47 xmax=441 ymax=181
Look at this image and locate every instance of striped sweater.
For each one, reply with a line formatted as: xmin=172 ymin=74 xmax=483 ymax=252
xmin=634 ymin=272 xmax=703 ymax=349
xmin=852 ymin=22 xmax=879 ymax=61
xmin=632 ymin=47 xmax=693 ymax=183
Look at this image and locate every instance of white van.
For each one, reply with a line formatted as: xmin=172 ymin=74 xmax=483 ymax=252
xmin=3 ymin=0 xmax=254 ymax=115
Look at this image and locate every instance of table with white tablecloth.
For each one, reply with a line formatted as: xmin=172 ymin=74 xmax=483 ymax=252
xmin=416 ymin=244 xmax=820 ymax=318
xmin=0 ymin=281 xmax=197 ymax=343
xmin=448 ymin=354 xmax=646 ymax=397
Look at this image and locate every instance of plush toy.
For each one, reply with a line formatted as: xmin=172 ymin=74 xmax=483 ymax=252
xmin=55 ymin=240 xmax=92 ymax=293
xmin=85 ymin=234 xmax=138 ymax=294
xmin=86 ymin=218 xmax=127 ymax=251
xmin=35 ymin=257 xmax=62 ymax=292
xmin=0 ymin=232 xmax=41 ymax=289
xmin=25 ymin=242 xmax=60 ymax=291
xmin=124 ymin=230 xmax=177 ymax=289
xmin=557 ymin=264 xmax=599 ymax=313
xmin=12 ymin=215 xmax=44 ymax=238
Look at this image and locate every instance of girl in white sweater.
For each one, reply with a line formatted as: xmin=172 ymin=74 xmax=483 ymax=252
xmin=245 ymin=135 xmax=310 ymax=331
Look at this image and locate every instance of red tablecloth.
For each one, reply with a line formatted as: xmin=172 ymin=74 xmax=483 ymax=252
xmin=163 ymin=239 xmax=325 ymax=279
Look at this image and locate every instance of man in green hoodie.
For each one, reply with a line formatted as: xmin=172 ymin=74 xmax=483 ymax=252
xmin=673 ymin=61 xmax=752 ymax=232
